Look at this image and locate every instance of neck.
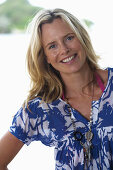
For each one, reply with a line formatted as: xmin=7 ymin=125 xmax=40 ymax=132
xmin=61 ymin=66 xmax=94 ymax=98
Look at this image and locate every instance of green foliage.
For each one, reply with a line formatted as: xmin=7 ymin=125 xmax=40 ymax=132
xmin=82 ymin=19 xmax=94 ymax=28
xmin=0 ymin=0 xmax=93 ymax=33
xmin=0 ymin=0 xmax=43 ymax=33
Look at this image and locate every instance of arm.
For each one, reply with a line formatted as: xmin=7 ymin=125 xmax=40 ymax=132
xmin=0 ymin=131 xmax=24 ymax=169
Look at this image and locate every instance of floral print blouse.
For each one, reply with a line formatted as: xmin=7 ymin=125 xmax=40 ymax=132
xmin=9 ymin=67 xmax=113 ymax=170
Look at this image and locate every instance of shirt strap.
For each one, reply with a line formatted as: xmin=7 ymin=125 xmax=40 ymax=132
xmin=62 ymin=92 xmax=65 ymax=100
xmin=94 ymin=72 xmax=105 ymax=93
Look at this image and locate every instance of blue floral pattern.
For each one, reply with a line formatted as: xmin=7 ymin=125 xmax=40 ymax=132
xmin=9 ymin=68 xmax=113 ymax=169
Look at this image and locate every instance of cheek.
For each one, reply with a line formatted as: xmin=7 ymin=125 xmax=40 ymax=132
xmin=43 ymin=49 xmax=51 ymax=64
xmin=78 ymin=44 xmax=86 ymax=55
xmin=46 ymin=54 xmax=55 ymax=64
xmin=46 ymin=56 xmax=51 ymax=64
xmin=45 ymin=52 xmax=50 ymax=63
xmin=46 ymin=52 xmax=58 ymax=64
xmin=69 ymin=42 xmax=81 ymax=52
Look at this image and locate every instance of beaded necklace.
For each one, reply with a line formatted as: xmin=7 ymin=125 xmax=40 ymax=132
xmin=63 ymin=72 xmax=105 ymax=167
xmin=65 ymin=81 xmax=94 ymax=166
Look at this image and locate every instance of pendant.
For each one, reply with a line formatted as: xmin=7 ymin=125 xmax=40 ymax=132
xmin=74 ymin=131 xmax=83 ymax=141
xmin=80 ymin=141 xmax=91 ymax=163
xmin=85 ymin=130 xmax=93 ymax=142
xmin=84 ymin=145 xmax=91 ymax=166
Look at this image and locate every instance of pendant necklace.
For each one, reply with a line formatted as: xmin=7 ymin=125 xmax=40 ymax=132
xmin=65 ymin=80 xmax=94 ymax=167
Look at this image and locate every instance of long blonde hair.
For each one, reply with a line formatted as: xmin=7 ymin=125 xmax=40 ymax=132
xmin=26 ymin=8 xmax=100 ymax=104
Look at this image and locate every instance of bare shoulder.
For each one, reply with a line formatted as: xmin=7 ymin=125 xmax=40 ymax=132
xmin=0 ymin=131 xmax=24 ymax=167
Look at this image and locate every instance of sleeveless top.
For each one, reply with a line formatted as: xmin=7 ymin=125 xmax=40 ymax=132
xmin=9 ymin=67 xmax=113 ymax=170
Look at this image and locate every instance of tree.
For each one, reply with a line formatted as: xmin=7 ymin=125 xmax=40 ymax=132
xmin=0 ymin=0 xmax=43 ymax=33
xmin=82 ymin=19 xmax=94 ymax=28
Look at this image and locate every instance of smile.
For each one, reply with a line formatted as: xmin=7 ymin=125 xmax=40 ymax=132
xmin=61 ymin=54 xmax=77 ymax=63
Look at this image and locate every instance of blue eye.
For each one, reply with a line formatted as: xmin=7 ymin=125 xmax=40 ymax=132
xmin=49 ymin=44 xmax=56 ymax=49
xmin=67 ymin=35 xmax=74 ymax=40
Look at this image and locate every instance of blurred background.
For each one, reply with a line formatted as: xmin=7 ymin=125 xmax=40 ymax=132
xmin=0 ymin=0 xmax=113 ymax=169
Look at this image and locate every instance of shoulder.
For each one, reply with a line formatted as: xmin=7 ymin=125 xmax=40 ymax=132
xmin=24 ymin=97 xmax=63 ymax=116
xmin=96 ymin=67 xmax=113 ymax=86
xmin=24 ymin=97 xmax=48 ymax=116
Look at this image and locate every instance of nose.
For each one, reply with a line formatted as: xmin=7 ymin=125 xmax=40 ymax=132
xmin=59 ymin=42 xmax=70 ymax=55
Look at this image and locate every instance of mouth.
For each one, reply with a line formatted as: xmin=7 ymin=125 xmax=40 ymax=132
xmin=61 ymin=53 xmax=77 ymax=63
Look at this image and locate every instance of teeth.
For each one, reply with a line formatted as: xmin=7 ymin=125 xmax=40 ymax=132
xmin=62 ymin=56 xmax=75 ymax=63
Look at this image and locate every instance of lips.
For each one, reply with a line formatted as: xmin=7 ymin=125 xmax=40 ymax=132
xmin=61 ymin=53 xmax=77 ymax=63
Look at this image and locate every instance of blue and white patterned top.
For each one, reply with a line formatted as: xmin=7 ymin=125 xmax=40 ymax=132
xmin=9 ymin=67 xmax=113 ymax=170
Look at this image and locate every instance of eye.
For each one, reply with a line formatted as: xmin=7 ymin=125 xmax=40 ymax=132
xmin=49 ymin=44 xmax=56 ymax=49
xmin=66 ymin=35 xmax=74 ymax=41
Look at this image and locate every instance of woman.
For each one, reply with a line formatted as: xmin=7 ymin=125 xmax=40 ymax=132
xmin=0 ymin=8 xmax=112 ymax=170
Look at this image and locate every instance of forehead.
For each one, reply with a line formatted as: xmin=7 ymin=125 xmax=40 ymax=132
xmin=42 ymin=17 xmax=72 ymax=28
xmin=41 ymin=18 xmax=74 ymax=44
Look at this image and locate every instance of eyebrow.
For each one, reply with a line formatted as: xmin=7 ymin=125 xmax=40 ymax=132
xmin=45 ymin=41 xmax=56 ymax=48
xmin=45 ymin=32 xmax=75 ymax=48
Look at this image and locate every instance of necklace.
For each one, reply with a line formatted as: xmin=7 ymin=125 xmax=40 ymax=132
xmin=65 ymin=80 xmax=94 ymax=166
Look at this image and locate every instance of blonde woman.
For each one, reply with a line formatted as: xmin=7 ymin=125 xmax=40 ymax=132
xmin=0 ymin=8 xmax=112 ymax=170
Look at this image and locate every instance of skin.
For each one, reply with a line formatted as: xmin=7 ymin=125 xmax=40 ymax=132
xmin=41 ymin=18 xmax=94 ymax=95
xmin=0 ymin=17 xmax=108 ymax=169
xmin=42 ymin=18 xmax=108 ymax=120
xmin=0 ymin=132 xmax=24 ymax=169
xmin=42 ymin=18 xmax=87 ymax=77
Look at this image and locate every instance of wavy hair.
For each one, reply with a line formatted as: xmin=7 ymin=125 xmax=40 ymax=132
xmin=26 ymin=8 xmax=100 ymax=104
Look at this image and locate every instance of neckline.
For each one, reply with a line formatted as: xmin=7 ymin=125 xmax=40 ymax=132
xmin=61 ymin=68 xmax=110 ymax=104
xmin=58 ymin=68 xmax=110 ymax=124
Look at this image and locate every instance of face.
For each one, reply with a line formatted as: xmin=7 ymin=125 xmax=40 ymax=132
xmin=41 ymin=18 xmax=87 ymax=77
